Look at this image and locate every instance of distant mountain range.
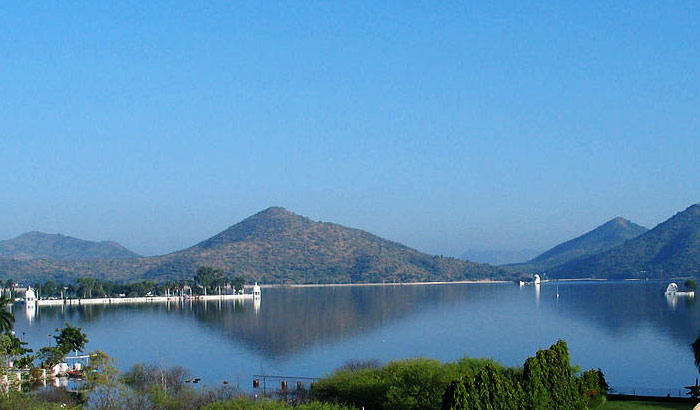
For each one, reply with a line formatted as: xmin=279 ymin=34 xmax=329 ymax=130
xmin=0 ymin=207 xmax=511 ymax=284
xmin=461 ymin=249 xmax=541 ymax=265
xmin=2 ymin=203 xmax=699 ymax=284
xmin=0 ymin=231 xmax=141 ymax=260
xmin=519 ymin=217 xmax=648 ymax=270
xmin=549 ymin=204 xmax=700 ymax=279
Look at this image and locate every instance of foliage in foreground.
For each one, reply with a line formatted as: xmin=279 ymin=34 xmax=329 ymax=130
xmin=311 ymin=356 xmax=501 ymax=410
xmin=0 ymin=341 xmax=607 ymax=410
xmin=312 ymin=341 xmax=607 ymax=410
xmin=442 ymin=340 xmax=608 ymax=410
xmin=0 ymin=391 xmax=82 ymax=410
xmin=204 ymin=397 xmax=356 ymax=410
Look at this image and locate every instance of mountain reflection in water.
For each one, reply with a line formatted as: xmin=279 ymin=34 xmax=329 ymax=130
xmin=15 ymin=282 xmax=700 ymax=392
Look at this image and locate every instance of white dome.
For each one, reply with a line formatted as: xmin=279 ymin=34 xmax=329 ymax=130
xmin=25 ymin=286 xmax=36 ymax=302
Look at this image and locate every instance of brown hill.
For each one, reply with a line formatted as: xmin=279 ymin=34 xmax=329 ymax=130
xmin=0 ymin=207 xmax=512 ymax=284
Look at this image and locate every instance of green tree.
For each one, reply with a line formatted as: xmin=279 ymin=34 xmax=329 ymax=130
xmin=232 ymin=276 xmax=246 ymax=294
xmin=442 ymin=363 xmax=524 ymax=410
xmin=382 ymin=358 xmax=455 ymax=410
xmin=77 ymin=277 xmax=99 ymax=298
xmin=37 ymin=346 xmax=63 ymax=368
xmin=522 ymin=340 xmax=584 ymax=410
xmin=43 ymin=280 xmax=58 ymax=298
xmin=54 ymin=322 xmax=89 ymax=354
xmin=0 ymin=332 xmax=33 ymax=369
xmin=691 ymin=331 xmax=700 ymax=375
xmin=0 ymin=296 xmax=15 ymax=333
xmin=4 ymin=279 xmax=13 ymax=299
xmin=686 ymin=279 xmax=698 ymax=291
xmin=194 ymin=266 xmax=225 ymax=295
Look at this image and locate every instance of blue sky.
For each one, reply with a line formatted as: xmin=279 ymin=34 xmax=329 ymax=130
xmin=1 ymin=1 xmax=699 ymax=257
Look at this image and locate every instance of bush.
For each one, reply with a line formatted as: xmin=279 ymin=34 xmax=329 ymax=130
xmin=442 ymin=340 xmax=607 ymax=410
xmin=311 ymin=367 xmax=386 ymax=409
xmin=312 ymin=356 xmax=496 ymax=410
xmin=203 ymin=397 xmax=356 ymax=410
xmin=578 ymin=368 xmax=608 ymax=408
xmin=522 ymin=340 xmax=584 ymax=410
xmin=442 ymin=363 xmax=525 ymax=410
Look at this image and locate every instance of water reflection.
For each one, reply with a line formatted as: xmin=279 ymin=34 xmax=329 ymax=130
xmin=666 ymin=294 xmax=679 ymax=309
xmin=15 ymin=282 xmax=700 ymax=392
xmin=25 ymin=283 xmax=699 ymax=358
xmin=187 ymin=285 xmax=485 ymax=358
xmin=25 ymin=303 xmax=36 ymax=323
xmin=548 ymin=282 xmax=700 ymax=346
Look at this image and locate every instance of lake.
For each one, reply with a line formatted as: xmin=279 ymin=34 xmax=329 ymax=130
xmin=13 ymin=281 xmax=700 ymax=396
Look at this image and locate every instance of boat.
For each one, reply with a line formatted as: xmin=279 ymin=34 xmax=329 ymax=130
xmin=67 ymin=370 xmax=82 ymax=378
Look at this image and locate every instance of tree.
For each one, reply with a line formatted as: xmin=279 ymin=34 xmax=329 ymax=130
xmin=522 ymin=340 xmax=585 ymax=410
xmin=232 ymin=276 xmax=246 ymax=294
xmin=0 ymin=332 xmax=33 ymax=368
xmin=194 ymin=266 xmax=225 ymax=295
xmin=77 ymin=277 xmax=99 ymax=298
xmin=4 ymin=279 xmax=13 ymax=299
xmin=37 ymin=346 xmax=64 ymax=368
xmin=43 ymin=280 xmax=58 ymax=298
xmin=691 ymin=331 xmax=700 ymax=375
xmin=0 ymin=296 xmax=15 ymax=333
xmin=686 ymin=279 xmax=698 ymax=291
xmin=442 ymin=363 xmax=524 ymax=410
xmin=54 ymin=323 xmax=89 ymax=354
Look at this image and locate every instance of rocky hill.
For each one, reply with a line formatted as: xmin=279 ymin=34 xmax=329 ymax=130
xmin=0 ymin=231 xmax=141 ymax=260
xmin=143 ymin=207 xmax=511 ymax=283
xmin=521 ymin=217 xmax=648 ymax=270
xmin=549 ymin=204 xmax=700 ymax=279
xmin=0 ymin=207 xmax=512 ymax=284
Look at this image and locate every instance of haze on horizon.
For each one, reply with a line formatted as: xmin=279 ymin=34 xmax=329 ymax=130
xmin=1 ymin=2 xmax=699 ymax=258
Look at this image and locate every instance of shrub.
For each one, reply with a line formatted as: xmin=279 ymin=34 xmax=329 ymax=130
xmin=312 ymin=356 xmax=496 ymax=410
xmin=442 ymin=362 xmax=524 ymax=410
xmin=442 ymin=340 xmax=606 ymax=410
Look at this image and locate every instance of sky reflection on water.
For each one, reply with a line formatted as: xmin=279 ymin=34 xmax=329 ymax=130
xmin=13 ymin=282 xmax=699 ymax=392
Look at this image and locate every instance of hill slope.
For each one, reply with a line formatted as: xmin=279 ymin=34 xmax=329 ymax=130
xmin=550 ymin=204 xmax=700 ymax=278
xmin=0 ymin=231 xmax=141 ymax=260
xmin=523 ymin=217 xmax=648 ymax=270
xmin=0 ymin=207 xmax=512 ymax=284
xmin=143 ymin=207 xmax=511 ymax=283
xmin=461 ymin=248 xmax=541 ymax=265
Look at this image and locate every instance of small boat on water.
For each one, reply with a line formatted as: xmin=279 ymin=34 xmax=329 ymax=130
xmin=67 ymin=370 xmax=82 ymax=378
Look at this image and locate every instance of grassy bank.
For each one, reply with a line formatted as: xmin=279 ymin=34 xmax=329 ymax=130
xmin=602 ymin=401 xmax=697 ymax=409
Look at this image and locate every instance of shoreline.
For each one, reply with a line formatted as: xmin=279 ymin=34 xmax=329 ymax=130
xmin=258 ymin=277 xmax=667 ymax=288
xmin=258 ymin=279 xmax=510 ymax=288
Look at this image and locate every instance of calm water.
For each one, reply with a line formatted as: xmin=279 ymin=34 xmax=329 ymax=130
xmin=13 ymin=282 xmax=700 ymax=395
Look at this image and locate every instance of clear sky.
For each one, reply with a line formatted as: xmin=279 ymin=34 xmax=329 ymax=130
xmin=1 ymin=2 xmax=699 ymax=257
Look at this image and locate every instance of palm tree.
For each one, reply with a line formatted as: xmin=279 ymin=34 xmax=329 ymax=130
xmin=0 ymin=295 xmax=15 ymax=333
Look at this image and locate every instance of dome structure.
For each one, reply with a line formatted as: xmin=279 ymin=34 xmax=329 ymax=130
xmin=24 ymin=286 xmax=36 ymax=305
xmin=253 ymin=282 xmax=261 ymax=299
xmin=665 ymin=283 xmax=679 ymax=295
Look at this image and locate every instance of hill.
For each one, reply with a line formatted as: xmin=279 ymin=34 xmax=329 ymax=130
xmin=0 ymin=231 xmax=141 ymax=260
xmin=461 ymin=248 xmax=541 ymax=265
xmin=550 ymin=204 xmax=700 ymax=279
xmin=0 ymin=207 xmax=513 ymax=284
xmin=143 ymin=207 xmax=511 ymax=283
xmin=521 ymin=217 xmax=648 ymax=270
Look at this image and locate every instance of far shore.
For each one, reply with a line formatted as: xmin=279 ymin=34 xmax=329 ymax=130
xmin=257 ymin=277 xmax=660 ymax=289
xmin=260 ymin=279 xmax=509 ymax=288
